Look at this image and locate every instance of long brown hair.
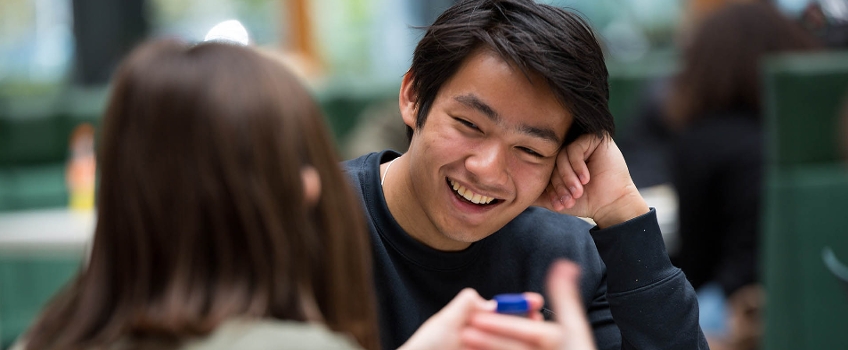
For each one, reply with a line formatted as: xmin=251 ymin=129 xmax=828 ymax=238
xmin=24 ymin=39 xmax=379 ymax=350
xmin=667 ymin=2 xmax=820 ymax=128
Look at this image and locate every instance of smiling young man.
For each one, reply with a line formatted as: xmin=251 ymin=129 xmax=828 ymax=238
xmin=343 ymin=1 xmax=708 ymax=349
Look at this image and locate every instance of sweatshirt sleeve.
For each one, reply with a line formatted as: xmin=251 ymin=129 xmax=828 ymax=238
xmin=590 ymin=208 xmax=709 ymax=350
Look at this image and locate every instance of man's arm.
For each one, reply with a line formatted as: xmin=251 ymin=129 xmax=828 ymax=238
xmin=536 ymin=135 xmax=708 ymax=349
xmin=591 ymin=208 xmax=707 ymax=349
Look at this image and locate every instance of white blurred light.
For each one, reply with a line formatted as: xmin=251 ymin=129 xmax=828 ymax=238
xmin=822 ymin=0 xmax=848 ymax=22
xmin=776 ymin=0 xmax=811 ymax=15
xmin=603 ymin=20 xmax=650 ymax=62
xmin=204 ymin=20 xmax=249 ymax=45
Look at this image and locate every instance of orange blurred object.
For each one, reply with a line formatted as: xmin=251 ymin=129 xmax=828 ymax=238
xmin=66 ymin=123 xmax=96 ymax=210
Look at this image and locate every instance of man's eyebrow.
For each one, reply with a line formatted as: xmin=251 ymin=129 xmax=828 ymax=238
xmin=454 ymin=93 xmax=562 ymax=146
xmin=519 ymin=125 xmax=561 ymax=146
xmin=455 ymin=94 xmax=500 ymax=122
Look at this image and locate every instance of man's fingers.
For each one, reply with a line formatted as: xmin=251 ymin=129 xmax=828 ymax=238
xmin=543 ymin=182 xmax=565 ymax=211
xmin=554 ymin=134 xmax=604 ymax=206
xmin=550 ymin=167 xmax=569 ymax=198
xmin=567 ymin=135 xmax=600 ymax=186
xmin=555 ymin=148 xmax=583 ymax=201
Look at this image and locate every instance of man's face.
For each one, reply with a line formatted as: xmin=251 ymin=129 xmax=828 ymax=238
xmin=400 ymin=49 xmax=573 ymax=249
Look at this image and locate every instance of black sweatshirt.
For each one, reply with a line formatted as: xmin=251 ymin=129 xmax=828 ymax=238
xmin=344 ymin=151 xmax=708 ymax=350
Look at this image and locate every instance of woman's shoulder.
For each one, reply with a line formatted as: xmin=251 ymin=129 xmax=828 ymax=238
xmin=181 ymin=319 xmax=363 ymax=350
xmin=10 ymin=320 xmax=363 ymax=350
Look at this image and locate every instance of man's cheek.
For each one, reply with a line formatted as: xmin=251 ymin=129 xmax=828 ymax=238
xmin=524 ymin=173 xmax=554 ymax=200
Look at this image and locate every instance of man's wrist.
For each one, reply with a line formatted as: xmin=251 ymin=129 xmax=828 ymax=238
xmin=592 ymin=188 xmax=650 ymax=229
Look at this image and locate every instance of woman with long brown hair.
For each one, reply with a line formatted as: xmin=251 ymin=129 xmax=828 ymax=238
xmin=16 ymin=39 xmax=380 ymax=350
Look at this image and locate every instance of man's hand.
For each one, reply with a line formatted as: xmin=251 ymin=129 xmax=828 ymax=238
xmin=460 ymin=260 xmax=598 ymax=350
xmin=534 ymin=134 xmax=649 ymax=228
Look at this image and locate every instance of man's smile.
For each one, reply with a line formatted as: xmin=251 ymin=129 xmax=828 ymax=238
xmin=447 ymin=178 xmax=502 ymax=206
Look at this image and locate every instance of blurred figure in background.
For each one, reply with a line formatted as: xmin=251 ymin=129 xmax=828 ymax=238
xmin=799 ymin=0 xmax=848 ymax=49
xmin=665 ymin=2 xmax=820 ymax=349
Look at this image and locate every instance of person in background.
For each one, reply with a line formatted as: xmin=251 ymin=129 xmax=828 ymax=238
xmin=665 ymin=3 xmax=820 ymax=349
xmin=799 ymin=1 xmax=848 ymax=49
xmin=343 ymin=0 xmax=708 ymax=349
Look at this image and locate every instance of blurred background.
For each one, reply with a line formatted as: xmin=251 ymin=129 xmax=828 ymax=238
xmin=1 ymin=0 xmax=847 ymax=349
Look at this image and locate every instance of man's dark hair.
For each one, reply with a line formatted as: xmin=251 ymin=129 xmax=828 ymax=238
xmin=407 ymin=0 xmax=614 ymax=144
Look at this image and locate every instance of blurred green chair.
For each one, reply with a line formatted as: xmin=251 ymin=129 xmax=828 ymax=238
xmin=761 ymin=51 xmax=848 ymax=350
xmin=763 ymin=51 xmax=848 ymax=169
xmin=606 ymin=51 xmax=678 ymax=140
xmin=0 ymin=255 xmax=82 ymax=348
xmin=314 ymin=79 xmax=399 ymax=148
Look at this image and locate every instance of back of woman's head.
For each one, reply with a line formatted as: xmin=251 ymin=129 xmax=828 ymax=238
xmin=668 ymin=2 xmax=820 ymax=127
xmin=25 ymin=39 xmax=379 ymax=350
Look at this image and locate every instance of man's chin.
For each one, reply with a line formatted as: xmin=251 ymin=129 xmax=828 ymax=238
xmin=442 ymin=227 xmax=498 ymax=245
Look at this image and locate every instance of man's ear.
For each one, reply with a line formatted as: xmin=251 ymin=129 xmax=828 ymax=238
xmin=399 ymin=72 xmax=418 ymax=129
xmin=301 ymin=166 xmax=321 ymax=207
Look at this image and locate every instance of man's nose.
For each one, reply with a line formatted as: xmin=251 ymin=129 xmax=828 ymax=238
xmin=465 ymin=141 xmax=509 ymax=187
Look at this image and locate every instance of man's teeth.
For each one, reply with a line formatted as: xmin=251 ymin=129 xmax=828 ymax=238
xmin=449 ymin=179 xmax=494 ymax=204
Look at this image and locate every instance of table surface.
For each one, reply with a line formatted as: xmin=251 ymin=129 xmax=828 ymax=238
xmin=0 ymin=208 xmax=94 ymax=255
xmin=0 ymin=186 xmax=679 ymax=255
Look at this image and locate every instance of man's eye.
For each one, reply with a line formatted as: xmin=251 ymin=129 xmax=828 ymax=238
xmin=455 ymin=118 xmax=480 ymax=130
xmin=518 ymin=147 xmax=543 ymax=158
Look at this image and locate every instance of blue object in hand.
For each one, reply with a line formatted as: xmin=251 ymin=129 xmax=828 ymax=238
xmin=494 ymin=293 xmax=529 ymax=317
